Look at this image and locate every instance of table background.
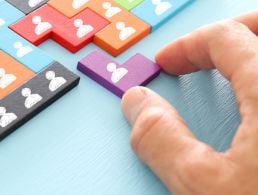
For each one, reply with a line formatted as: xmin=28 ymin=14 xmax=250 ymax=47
xmin=1 ymin=0 xmax=258 ymax=194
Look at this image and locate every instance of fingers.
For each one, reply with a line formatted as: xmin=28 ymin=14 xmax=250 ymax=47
xmin=155 ymin=9 xmax=258 ymax=76
xmin=155 ymin=19 xmax=258 ymax=78
xmin=122 ymin=87 xmax=221 ymax=193
xmin=156 ymin=17 xmax=258 ymax=153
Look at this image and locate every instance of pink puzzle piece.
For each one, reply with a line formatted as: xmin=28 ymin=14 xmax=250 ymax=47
xmin=77 ymin=50 xmax=161 ymax=97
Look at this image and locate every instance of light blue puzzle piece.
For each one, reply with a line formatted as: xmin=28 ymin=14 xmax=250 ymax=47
xmin=132 ymin=0 xmax=194 ymax=31
xmin=0 ymin=28 xmax=53 ymax=73
xmin=0 ymin=1 xmax=24 ymax=28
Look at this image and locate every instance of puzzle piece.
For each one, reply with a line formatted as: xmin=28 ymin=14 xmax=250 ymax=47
xmin=132 ymin=0 xmax=193 ymax=31
xmin=5 ymin=0 xmax=49 ymax=14
xmin=0 ymin=61 xmax=80 ymax=140
xmin=0 ymin=28 xmax=53 ymax=73
xmin=53 ymin=8 xmax=109 ymax=53
xmin=48 ymin=0 xmax=91 ymax=18
xmin=11 ymin=4 xmax=67 ymax=45
xmin=11 ymin=4 xmax=109 ymax=53
xmin=0 ymin=1 xmax=24 ymax=27
xmin=77 ymin=50 xmax=161 ymax=97
xmin=0 ymin=51 xmax=35 ymax=99
xmin=94 ymin=11 xmax=151 ymax=56
xmin=114 ymin=0 xmax=144 ymax=10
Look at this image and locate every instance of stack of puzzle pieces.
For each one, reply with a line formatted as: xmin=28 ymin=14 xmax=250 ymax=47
xmin=0 ymin=0 xmax=192 ymax=139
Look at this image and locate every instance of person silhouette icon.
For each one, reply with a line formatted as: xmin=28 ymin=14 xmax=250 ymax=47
xmin=0 ymin=107 xmax=17 ymax=128
xmin=74 ymin=19 xmax=94 ymax=38
xmin=0 ymin=18 xmax=5 ymax=26
xmin=21 ymin=88 xmax=42 ymax=109
xmin=28 ymin=0 xmax=44 ymax=8
xmin=13 ymin=42 xmax=33 ymax=58
xmin=152 ymin=0 xmax=172 ymax=16
xmin=32 ymin=16 xmax=52 ymax=36
xmin=72 ymin=0 xmax=89 ymax=9
xmin=116 ymin=22 xmax=136 ymax=41
xmin=107 ymin=62 xmax=128 ymax=83
xmin=0 ymin=68 xmax=16 ymax=89
xmin=46 ymin=71 xmax=67 ymax=92
xmin=102 ymin=2 xmax=122 ymax=18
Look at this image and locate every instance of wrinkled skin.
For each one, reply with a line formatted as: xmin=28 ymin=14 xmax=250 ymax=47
xmin=121 ymin=10 xmax=258 ymax=195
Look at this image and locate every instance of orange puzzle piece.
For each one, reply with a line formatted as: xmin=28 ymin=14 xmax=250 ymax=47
xmin=0 ymin=51 xmax=35 ymax=99
xmin=94 ymin=10 xmax=151 ymax=56
xmin=48 ymin=0 xmax=91 ymax=18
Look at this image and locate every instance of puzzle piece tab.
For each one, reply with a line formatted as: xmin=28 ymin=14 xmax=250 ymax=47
xmin=0 ymin=28 xmax=53 ymax=73
xmin=0 ymin=51 xmax=35 ymax=99
xmin=132 ymin=0 xmax=193 ymax=31
xmin=6 ymin=0 xmax=49 ymax=14
xmin=0 ymin=61 xmax=80 ymax=140
xmin=77 ymin=50 xmax=161 ymax=97
xmin=0 ymin=1 xmax=24 ymax=27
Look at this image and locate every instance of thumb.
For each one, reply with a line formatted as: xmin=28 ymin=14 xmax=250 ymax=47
xmin=122 ymin=87 xmax=222 ymax=193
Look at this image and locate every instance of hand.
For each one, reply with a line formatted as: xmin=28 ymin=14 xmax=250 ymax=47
xmin=122 ymin=11 xmax=258 ymax=195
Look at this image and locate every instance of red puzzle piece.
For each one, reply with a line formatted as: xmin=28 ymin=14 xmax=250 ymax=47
xmin=53 ymin=8 xmax=109 ymax=53
xmin=10 ymin=4 xmax=67 ymax=46
xmin=11 ymin=5 xmax=109 ymax=53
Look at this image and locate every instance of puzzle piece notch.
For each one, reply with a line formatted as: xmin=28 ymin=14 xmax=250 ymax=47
xmin=5 ymin=0 xmax=49 ymax=14
xmin=77 ymin=50 xmax=161 ymax=98
xmin=0 ymin=61 xmax=80 ymax=140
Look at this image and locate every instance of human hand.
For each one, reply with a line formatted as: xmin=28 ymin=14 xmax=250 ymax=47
xmin=122 ymin=11 xmax=258 ymax=195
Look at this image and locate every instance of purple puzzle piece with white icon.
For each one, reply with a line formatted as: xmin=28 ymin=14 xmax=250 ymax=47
xmin=77 ymin=50 xmax=161 ymax=97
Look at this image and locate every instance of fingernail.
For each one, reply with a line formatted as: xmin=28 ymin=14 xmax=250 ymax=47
xmin=122 ymin=87 xmax=149 ymax=125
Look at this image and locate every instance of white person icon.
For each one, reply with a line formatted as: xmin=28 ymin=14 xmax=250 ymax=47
xmin=46 ymin=71 xmax=67 ymax=92
xmin=107 ymin=62 xmax=128 ymax=84
xmin=0 ymin=107 xmax=17 ymax=128
xmin=13 ymin=42 xmax=33 ymax=58
xmin=0 ymin=18 xmax=5 ymax=26
xmin=74 ymin=19 xmax=94 ymax=38
xmin=28 ymin=0 xmax=44 ymax=8
xmin=152 ymin=0 xmax=172 ymax=16
xmin=33 ymin=16 xmax=52 ymax=36
xmin=0 ymin=68 xmax=16 ymax=89
xmin=102 ymin=2 xmax=122 ymax=18
xmin=72 ymin=0 xmax=89 ymax=9
xmin=116 ymin=22 xmax=136 ymax=41
xmin=21 ymin=88 xmax=42 ymax=109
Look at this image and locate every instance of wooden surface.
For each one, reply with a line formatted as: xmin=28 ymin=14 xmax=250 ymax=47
xmin=0 ymin=1 xmax=258 ymax=194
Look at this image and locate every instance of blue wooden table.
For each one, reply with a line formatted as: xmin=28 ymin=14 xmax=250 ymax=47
xmin=0 ymin=1 xmax=258 ymax=194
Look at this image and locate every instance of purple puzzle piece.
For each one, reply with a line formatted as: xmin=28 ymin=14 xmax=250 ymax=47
xmin=77 ymin=50 xmax=161 ymax=97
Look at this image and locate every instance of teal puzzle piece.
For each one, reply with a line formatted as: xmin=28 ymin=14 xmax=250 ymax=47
xmin=0 ymin=1 xmax=24 ymax=27
xmin=132 ymin=0 xmax=194 ymax=31
xmin=0 ymin=28 xmax=53 ymax=73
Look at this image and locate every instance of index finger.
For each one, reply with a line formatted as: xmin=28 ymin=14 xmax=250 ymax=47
xmin=155 ymin=10 xmax=258 ymax=77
